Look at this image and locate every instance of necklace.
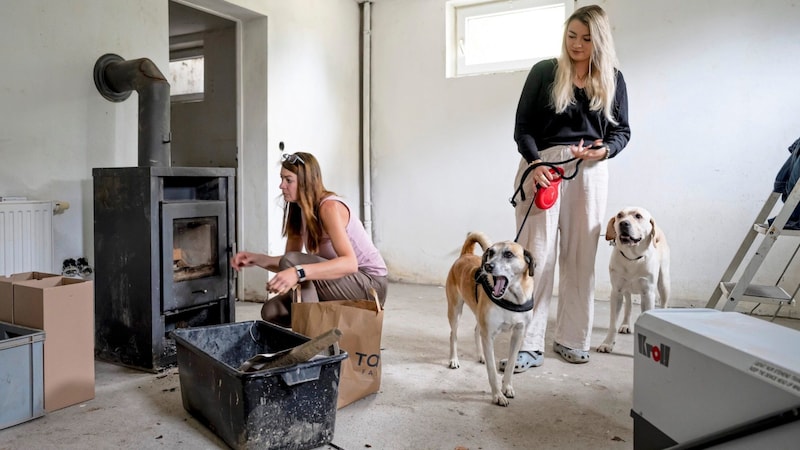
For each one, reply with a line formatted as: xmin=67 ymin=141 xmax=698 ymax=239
xmin=576 ymin=72 xmax=589 ymax=81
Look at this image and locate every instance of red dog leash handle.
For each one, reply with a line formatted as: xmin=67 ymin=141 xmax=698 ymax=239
xmin=534 ymin=167 xmax=565 ymax=210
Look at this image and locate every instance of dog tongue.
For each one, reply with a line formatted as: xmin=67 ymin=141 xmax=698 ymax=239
xmin=493 ymin=276 xmax=507 ymax=297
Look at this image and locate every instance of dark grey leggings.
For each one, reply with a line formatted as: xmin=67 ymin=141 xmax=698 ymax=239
xmin=261 ymin=251 xmax=388 ymax=327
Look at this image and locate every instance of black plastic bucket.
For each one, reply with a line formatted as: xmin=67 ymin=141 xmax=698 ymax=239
xmin=171 ymin=321 xmax=347 ymax=449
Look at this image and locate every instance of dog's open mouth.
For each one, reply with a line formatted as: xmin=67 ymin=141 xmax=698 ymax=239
xmin=619 ymin=235 xmax=641 ymax=245
xmin=490 ymin=275 xmax=508 ymax=299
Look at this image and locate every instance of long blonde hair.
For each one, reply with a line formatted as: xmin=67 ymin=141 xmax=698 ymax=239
xmin=281 ymin=152 xmax=335 ymax=253
xmin=551 ymin=5 xmax=620 ymax=124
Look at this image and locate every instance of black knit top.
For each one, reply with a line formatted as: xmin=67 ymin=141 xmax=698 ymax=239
xmin=514 ymin=58 xmax=631 ymax=163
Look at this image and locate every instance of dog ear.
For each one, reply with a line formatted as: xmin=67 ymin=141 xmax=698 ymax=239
xmin=650 ymin=217 xmax=662 ymax=247
xmin=605 ymin=216 xmax=617 ymax=241
xmin=524 ymin=249 xmax=535 ymax=277
xmin=651 ymin=218 xmax=664 ymax=248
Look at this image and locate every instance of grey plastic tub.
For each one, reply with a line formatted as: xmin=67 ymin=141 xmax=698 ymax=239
xmin=0 ymin=321 xmax=45 ymax=430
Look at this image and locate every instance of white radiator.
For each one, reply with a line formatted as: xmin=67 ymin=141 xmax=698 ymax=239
xmin=0 ymin=201 xmax=54 ymax=276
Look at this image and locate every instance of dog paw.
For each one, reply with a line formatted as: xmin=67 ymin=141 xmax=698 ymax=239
xmin=596 ymin=342 xmax=615 ymax=353
xmin=618 ymin=325 xmax=631 ymax=334
xmin=493 ymin=393 xmax=510 ymax=407
xmin=448 ymin=359 xmax=460 ymax=369
xmin=502 ymin=384 xmax=515 ymax=399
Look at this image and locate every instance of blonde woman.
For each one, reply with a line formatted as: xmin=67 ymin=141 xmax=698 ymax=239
xmin=503 ymin=5 xmax=630 ymax=371
xmin=231 ymin=152 xmax=388 ymax=327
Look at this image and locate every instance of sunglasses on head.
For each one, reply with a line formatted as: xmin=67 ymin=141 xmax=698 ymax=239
xmin=281 ymin=153 xmax=305 ymax=165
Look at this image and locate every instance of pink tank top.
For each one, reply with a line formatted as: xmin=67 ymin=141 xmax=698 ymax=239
xmin=305 ymin=196 xmax=388 ymax=277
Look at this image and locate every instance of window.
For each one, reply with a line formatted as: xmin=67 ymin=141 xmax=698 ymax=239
xmin=169 ymin=34 xmax=204 ymax=102
xmin=446 ymin=0 xmax=573 ymax=78
xmin=169 ymin=56 xmax=204 ymax=100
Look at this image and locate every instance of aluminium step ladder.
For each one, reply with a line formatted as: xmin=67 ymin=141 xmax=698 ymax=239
xmin=706 ymin=181 xmax=800 ymax=319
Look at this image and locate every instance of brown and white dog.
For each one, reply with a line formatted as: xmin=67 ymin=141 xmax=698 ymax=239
xmin=598 ymin=207 xmax=670 ymax=353
xmin=445 ymin=232 xmax=535 ymax=406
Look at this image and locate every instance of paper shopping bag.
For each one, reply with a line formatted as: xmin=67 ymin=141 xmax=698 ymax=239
xmin=291 ymin=288 xmax=384 ymax=409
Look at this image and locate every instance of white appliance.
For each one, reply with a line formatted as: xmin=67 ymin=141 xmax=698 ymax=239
xmin=632 ymin=308 xmax=800 ymax=449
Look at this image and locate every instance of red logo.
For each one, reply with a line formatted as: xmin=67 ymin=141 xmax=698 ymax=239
xmin=637 ymin=334 xmax=670 ymax=367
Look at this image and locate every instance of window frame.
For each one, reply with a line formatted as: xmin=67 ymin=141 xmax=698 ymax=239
xmin=446 ymin=0 xmax=574 ymax=78
xmin=169 ymin=34 xmax=205 ymax=103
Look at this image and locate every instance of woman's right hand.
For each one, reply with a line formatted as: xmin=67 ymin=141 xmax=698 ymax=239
xmin=231 ymin=251 xmax=258 ymax=271
xmin=529 ymin=159 xmax=553 ymax=189
xmin=231 ymin=252 xmax=282 ymax=272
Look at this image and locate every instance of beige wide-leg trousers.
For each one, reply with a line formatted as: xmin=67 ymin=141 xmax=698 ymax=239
xmin=513 ymin=145 xmax=608 ymax=352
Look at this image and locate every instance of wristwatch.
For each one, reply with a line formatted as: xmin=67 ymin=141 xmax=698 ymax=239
xmin=294 ymin=265 xmax=306 ymax=282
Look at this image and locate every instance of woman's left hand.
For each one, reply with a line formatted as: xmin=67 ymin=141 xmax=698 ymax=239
xmin=267 ymin=267 xmax=300 ymax=295
xmin=570 ymin=139 xmax=607 ymax=161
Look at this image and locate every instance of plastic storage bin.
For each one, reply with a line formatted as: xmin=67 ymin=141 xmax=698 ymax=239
xmin=0 ymin=321 xmax=45 ymax=430
xmin=171 ymin=320 xmax=347 ymax=450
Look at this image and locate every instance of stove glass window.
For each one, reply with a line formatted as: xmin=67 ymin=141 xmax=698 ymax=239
xmin=172 ymin=216 xmax=218 ymax=282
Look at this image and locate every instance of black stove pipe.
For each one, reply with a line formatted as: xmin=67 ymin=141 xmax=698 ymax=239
xmin=93 ymin=53 xmax=171 ymax=167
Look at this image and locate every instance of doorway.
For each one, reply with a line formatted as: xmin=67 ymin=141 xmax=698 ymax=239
xmin=167 ymin=0 xmax=270 ymax=303
xmin=168 ymin=1 xmax=237 ymax=168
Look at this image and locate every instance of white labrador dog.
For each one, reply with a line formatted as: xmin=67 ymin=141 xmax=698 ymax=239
xmin=598 ymin=207 xmax=670 ymax=353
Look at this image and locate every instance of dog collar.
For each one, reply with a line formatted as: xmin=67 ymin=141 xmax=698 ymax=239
xmin=474 ymin=270 xmax=534 ymax=313
xmin=619 ymin=250 xmax=644 ymax=261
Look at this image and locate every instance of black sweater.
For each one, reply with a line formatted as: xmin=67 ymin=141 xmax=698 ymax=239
xmin=514 ymin=58 xmax=630 ymax=163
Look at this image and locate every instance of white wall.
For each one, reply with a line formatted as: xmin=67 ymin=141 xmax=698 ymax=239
xmin=248 ymin=0 xmax=362 ymax=300
xmin=0 ymin=0 xmax=167 ymax=269
xmin=259 ymin=0 xmax=362 ymax=255
xmin=370 ymin=0 xmax=800 ymax=314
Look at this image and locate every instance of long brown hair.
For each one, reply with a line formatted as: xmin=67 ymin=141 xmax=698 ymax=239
xmin=281 ymin=152 xmax=336 ymax=253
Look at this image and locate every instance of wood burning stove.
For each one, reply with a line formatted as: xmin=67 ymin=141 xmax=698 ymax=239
xmin=93 ymin=166 xmax=235 ymax=372
xmin=91 ymin=54 xmax=236 ymax=372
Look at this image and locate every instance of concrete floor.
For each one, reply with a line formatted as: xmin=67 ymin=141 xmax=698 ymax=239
xmin=1 ymin=282 xmax=798 ymax=450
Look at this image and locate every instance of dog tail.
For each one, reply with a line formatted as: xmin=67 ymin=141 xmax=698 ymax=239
xmin=461 ymin=231 xmax=491 ymax=256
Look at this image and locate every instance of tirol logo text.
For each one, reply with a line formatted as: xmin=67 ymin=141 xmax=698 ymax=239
xmin=637 ymin=334 xmax=670 ymax=367
xmin=355 ymin=352 xmax=380 ymax=376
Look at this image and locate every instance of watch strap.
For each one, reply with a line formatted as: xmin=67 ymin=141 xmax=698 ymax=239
xmin=294 ymin=265 xmax=306 ymax=282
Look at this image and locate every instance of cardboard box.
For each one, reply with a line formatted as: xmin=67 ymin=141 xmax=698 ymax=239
xmin=13 ymin=277 xmax=95 ymax=412
xmin=0 ymin=272 xmax=60 ymax=322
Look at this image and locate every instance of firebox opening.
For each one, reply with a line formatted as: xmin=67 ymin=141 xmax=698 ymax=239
xmin=173 ymin=217 xmax=219 ymax=282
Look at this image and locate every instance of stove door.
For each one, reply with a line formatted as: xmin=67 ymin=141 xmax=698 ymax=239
xmin=161 ymin=200 xmax=228 ymax=312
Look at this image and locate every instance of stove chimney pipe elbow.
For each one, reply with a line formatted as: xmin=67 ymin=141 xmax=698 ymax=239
xmin=93 ymin=53 xmax=172 ymax=167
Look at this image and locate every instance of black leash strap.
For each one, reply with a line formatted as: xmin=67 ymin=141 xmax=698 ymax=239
xmin=511 ymin=157 xmax=582 ymax=243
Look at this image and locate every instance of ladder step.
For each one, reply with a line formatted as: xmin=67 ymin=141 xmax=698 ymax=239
xmin=720 ymin=282 xmax=794 ymax=305
xmin=753 ymin=223 xmax=800 ymax=237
